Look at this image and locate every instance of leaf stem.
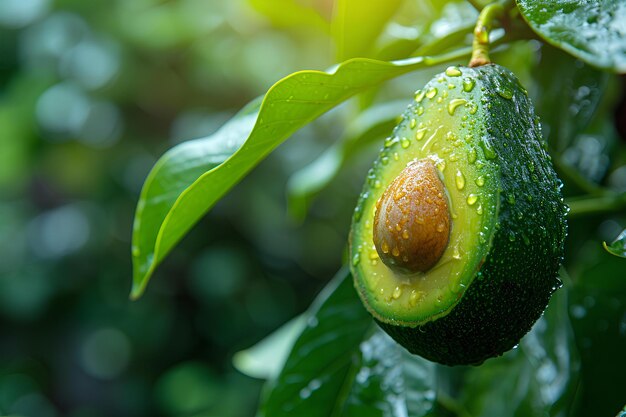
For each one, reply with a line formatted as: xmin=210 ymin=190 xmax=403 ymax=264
xmin=566 ymin=193 xmax=626 ymax=218
xmin=469 ymin=3 xmax=505 ymax=67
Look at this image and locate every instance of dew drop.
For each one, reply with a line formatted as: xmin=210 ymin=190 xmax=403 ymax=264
xmin=381 ymin=241 xmax=389 ymax=254
xmin=507 ymin=193 xmax=516 ymax=204
xmin=436 ymin=97 xmax=443 ymax=103
xmin=409 ymin=118 xmax=417 ymax=129
xmin=455 ymin=170 xmax=465 ymax=190
xmin=393 ymin=152 xmax=399 ymax=161
xmin=468 ymin=147 xmax=477 ymax=164
xmin=426 ymin=87 xmax=438 ymax=99
xmin=416 ymin=127 xmax=427 ymax=141
xmin=480 ymin=136 xmax=497 ymax=159
xmin=369 ymin=250 xmax=379 ymax=260
xmin=374 ymin=180 xmax=382 ymax=189
xmin=392 ymin=286 xmax=402 ymax=299
xmin=414 ymin=90 xmax=425 ymax=102
xmin=467 ymin=194 xmax=478 ymax=205
xmin=392 ymin=247 xmax=400 ymax=257
xmin=445 ymin=66 xmax=462 ymax=77
xmin=401 ymin=138 xmax=411 ymax=148
xmin=497 ymin=88 xmax=513 ymax=100
xmin=508 ymin=230 xmax=516 ymax=242
xmin=402 ymin=230 xmax=409 ymax=239
xmin=475 ymin=176 xmax=485 ymax=186
xmin=476 ymin=204 xmax=483 ymax=214
xmin=462 ymin=77 xmax=475 ymax=92
xmin=447 ymin=98 xmax=467 ymax=115
xmin=452 ymin=246 xmax=461 ymax=259
xmin=416 ymin=106 xmax=424 ymax=115
xmin=384 ymin=137 xmax=394 ymax=148
xmin=352 ymin=253 xmax=361 ymax=266
xmin=436 ymin=223 xmax=445 ymax=232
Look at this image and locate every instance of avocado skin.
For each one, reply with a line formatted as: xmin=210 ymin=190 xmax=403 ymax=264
xmin=377 ymin=64 xmax=566 ymax=366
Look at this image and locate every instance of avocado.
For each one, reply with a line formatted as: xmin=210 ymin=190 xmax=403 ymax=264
xmin=349 ymin=64 xmax=567 ymax=366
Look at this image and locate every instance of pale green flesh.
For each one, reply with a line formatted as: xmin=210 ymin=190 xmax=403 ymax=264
xmin=351 ymin=68 xmax=500 ymax=326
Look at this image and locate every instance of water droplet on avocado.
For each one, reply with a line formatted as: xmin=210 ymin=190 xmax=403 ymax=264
xmin=468 ymin=147 xmax=477 ymax=163
xmin=475 ymin=176 xmax=485 ymax=186
xmin=448 ymin=99 xmax=467 ymax=115
xmin=426 ymin=87 xmax=438 ymax=99
xmin=508 ymin=231 xmax=516 ymax=242
xmin=497 ymin=88 xmax=513 ymax=100
xmin=352 ymin=253 xmax=361 ymax=266
xmin=401 ymin=138 xmax=411 ymax=148
xmin=480 ymin=136 xmax=497 ymax=159
xmin=462 ymin=77 xmax=475 ymax=92
xmin=384 ymin=137 xmax=394 ymax=148
xmin=414 ymin=90 xmax=425 ymax=102
xmin=416 ymin=127 xmax=427 ymax=141
xmin=507 ymin=194 xmax=516 ymax=204
xmin=409 ymin=118 xmax=417 ymax=129
xmin=374 ymin=180 xmax=382 ymax=189
xmin=467 ymin=194 xmax=478 ymax=205
xmin=392 ymin=287 xmax=402 ymax=299
xmin=445 ymin=66 xmax=462 ymax=77
xmin=455 ymin=170 xmax=465 ymax=190
xmin=476 ymin=204 xmax=483 ymax=214
xmin=416 ymin=106 xmax=424 ymax=115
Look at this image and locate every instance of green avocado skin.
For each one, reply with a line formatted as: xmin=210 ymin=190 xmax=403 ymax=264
xmin=378 ymin=64 xmax=567 ymax=366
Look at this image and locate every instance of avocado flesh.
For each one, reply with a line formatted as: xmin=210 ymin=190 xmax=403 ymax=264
xmin=349 ymin=64 xmax=567 ymax=365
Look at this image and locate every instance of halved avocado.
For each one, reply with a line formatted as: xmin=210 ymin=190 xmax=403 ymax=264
xmin=349 ymin=64 xmax=567 ymax=366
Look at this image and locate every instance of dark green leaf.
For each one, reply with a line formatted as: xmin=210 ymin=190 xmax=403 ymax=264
xmin=568 ymin=253 xmax=626 ymax=416
xmin=533 ymin=46 xmax=609 ymax=152
xmin=461 ymin=279 xmax=579 ymax=417
xmin=260 ymin=268 xmax=372 ymax=417
xmin=131 ymin=49 xmax=472 ymax=298
xmin=342 ymin=329 xmax=436 ymax=417
xmin=603 ymin=229 xmax=626 ymax=258
xmin=515 ymin=0 xmax=626 ymax=73
xmin=332 ymin=0 xmax=403 ymax=60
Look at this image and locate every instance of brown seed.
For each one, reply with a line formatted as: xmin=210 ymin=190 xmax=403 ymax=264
xmin=373 ymin=159 xmax=451 ymax=273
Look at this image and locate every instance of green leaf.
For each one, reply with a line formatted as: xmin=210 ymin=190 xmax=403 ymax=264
xmin=341 ymin=329 xmax=436 ymax=417
xmin=568 ymin=254 xmax=626 ymax=416
xmin=287 ymin=100 xmax=405 ymax=220
xmin=248 ymin=0 xmax=330 ymax=33
xmin=233 ymin=315 xmax=307 ymax=380
xmin=603 ymin=229 xmax=626 ymax=258
xmin=260 ymin=268 xmax=372 ymax=417
xmin=515 ymin=0 xmax=626 ymax=73
xmin=131 ymin=48 xmax=472 ymax=298
xmin=533 ymin=46 xmax=609 ymax=152
xmin=332 ymin=0 xmax=403 ymax=60
xmin=461 ymin=275 xmax=579 ymax=417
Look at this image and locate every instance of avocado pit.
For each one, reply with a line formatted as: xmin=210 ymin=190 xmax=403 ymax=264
xmin=373 ymin=158 xmax=451 ymax=274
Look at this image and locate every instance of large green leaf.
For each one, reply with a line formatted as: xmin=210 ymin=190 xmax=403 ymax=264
xmin=461 ymin=279 xmax=580 ymax=417
xmin=341 ymin=329 xmax=436 ymax=417
xmin=533 ymin=46 xmax=609 ymax=152
xmin=332 ymin=0 xmax=403 ymax=60
xmin=515 ymin=0 xmax=626 ymax=73
xmin=569 ymin=250 xmax=626 ymax=417
xmin=130 ymin=48 xmax=472 ymax=298
xmin=260 ymin=268 xmax=372 ymax=417
xmin=260 ymin=269 xmax=437 ymax=417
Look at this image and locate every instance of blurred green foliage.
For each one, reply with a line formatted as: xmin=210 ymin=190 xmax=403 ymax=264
xmin=1 ymin=0 xmax=626 ymax=416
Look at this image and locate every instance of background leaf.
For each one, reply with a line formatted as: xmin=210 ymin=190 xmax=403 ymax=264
xmin=603 ymin=229 xmax=626 ymax=258
xmin=287 ymin=100 xmax=405 ymax=220
xmin=332 ymin=0 xmax=403 ymax=60
xmin=515 ymin=0 xmax=626 ymax=73
xmin=131 ymin=49 xmax=472 ymax=298
xmin=260 ymin=268 xmax=372 ymax=417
